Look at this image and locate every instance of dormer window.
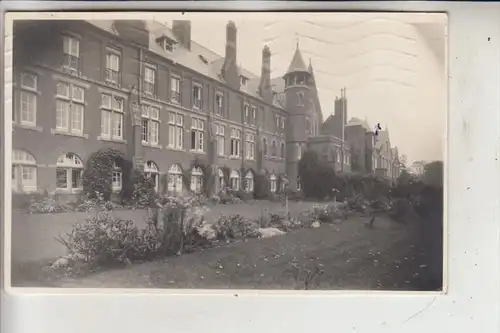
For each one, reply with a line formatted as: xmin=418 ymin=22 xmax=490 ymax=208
xmin=156 ymin=36 xmax=177 ymax=52
xmin=240 ymin=76 xmax=248 ymax=87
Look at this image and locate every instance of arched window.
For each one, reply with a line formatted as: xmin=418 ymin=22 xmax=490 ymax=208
xmin=230 ymin=169 xmax=240 ymax=190
xmin=270 ymin=173 xmax=277 ymax=193
xmin=168 ymin=164 xmax=183 ymax=194
xmin=280 ymin=142 xmax=285 ymax=159
xmin=271 ymin=140 xmax=277 ymax=157
xmin=280 ymin=175 xmax=289 ymax=191
xmin=190 ymin=166 xmax=203 ymax=193
xmin=262 ymin=137 xmax=268 ymax=156
xmin=12 ymin=149 xmax=37 ymax=193
xmin=297 ymin=144 xmax=302 ymax=161
xmin=144 ymin=160 xmax=159 ymax=192
xmin=244 ymin=170 xmax=254 ymax=192
xmin=217 ymin=168 xmax=225 ymax=192
xmin=297 ymin=176 xmax=301 ymax=191
xmin=112 ymin=161 xmax=123 ymax=192
xmin=56 ymin=153 xmax=83 ymax=192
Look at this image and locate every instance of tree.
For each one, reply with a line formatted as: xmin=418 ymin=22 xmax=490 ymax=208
xmin=298 ymin=150 xmax=337 ymax=199
xmin=421 ymin=161 xmax=443 ymax=188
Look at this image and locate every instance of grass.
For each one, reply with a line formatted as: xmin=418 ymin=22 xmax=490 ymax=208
xmin=10 ymin=200 xmax=442 ymax=290
xmin=46 ymin=215 xmax=433 ymax=290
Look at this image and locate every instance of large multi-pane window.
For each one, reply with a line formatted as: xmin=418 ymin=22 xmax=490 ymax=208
xmin=105 ymin=47 xmax=120 ymax=85
xmin=244 ymin=104 xmax=249 ymax=124
xmin=251 ymin=106 xmax=257 ymax=125
xmin=168 ymin=112 xmax=184 ymax=149
xmin=271 ymin=140 xmax=277 ymax=157
xmin=230 ymin=170 xmax=240 ymax=190
xmin=143 ymin=65 xmax=156 ymax=95
xmin=141 ymin=105 xmax=160 ymax=145
xmin=171 ymin=76 xmax=181 ymax=103
xmin=100 ymin=93 xmax=124 ymax=140
xmin=244 ymin=171 xmax=254 ymax=192
xmin=217 ymin=168 xmax=225 ymax=192
xmin=215 ymin=91 xmax=224 ymax=116
xmin=56 ymin=153 xmax=83 ymax=192
xmin=190 ymin=166 xmax=203 ymax=193
xmin=18 ymin=72 xmax=38 ymax=126
xmin=144 ymin=160 xmax=159 ymax=192
xmin=63 ymin=35 xmax=80 ymax=72
xmin=167 ymin=164 xmax=183 ymax=194
xmin=216 ymin=124 xmax=225 ymax=156
xmin=56 ymin=82 xmax=85 ymax=134
xmin=190 ymin=118 xmax=205 ymax=152
xmin=230 ymin=128 xmax=241 ymax=157
xmin=192 ymin=83 xmax=202 ymax=110
xmin=112 ymin=161 xmax=122 ymax=192
xmin=12 ymin=150 xmax=37 ymax=193
xmin=245 ymin=133 xmax=255 ymax=160
xmin=270 ymin=174 xmax=277 ymax=193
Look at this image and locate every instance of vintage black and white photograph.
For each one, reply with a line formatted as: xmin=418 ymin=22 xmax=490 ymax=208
xmin=7 ymin=12 xmax=446 ymax=290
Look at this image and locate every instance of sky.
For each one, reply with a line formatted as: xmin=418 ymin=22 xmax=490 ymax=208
xmin=160 ymin=13 xmax=447 ymax=164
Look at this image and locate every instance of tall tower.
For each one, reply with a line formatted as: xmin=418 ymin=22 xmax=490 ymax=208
xmin=284 ymin=42 xmax=314 ymax=190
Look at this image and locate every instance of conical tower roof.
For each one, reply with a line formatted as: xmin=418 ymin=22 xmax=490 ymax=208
xmin=285 ymin=42 xmax=309 ymax=76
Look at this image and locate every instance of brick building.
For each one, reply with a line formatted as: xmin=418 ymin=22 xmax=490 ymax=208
xmin=11 ymin=19 xmax=399 ymax=197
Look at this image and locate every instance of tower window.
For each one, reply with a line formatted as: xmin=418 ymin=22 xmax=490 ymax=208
xmin=297 ymin=92 xmax=304 ymax=106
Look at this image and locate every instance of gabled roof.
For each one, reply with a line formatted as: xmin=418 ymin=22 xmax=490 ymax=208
xmin=284 ymin=43 xmax=309 ymax=75
xmin=86 ymin=20 xmax=285 ymax=109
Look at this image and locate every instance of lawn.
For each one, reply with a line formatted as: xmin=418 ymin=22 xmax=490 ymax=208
xmin=10 ymin=200 xmax=440 ymax=290
xmin=51 ymin=215 xmax=430 ymax=290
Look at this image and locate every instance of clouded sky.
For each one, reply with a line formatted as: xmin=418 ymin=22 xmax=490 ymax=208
xmin=161 ymin=13 xmax=446 ymax=164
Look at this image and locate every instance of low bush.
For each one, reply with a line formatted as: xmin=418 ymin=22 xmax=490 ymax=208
xmin=309 ymin=203 xmax=344 ymax=223
xmin=26 ymin=195 xmax=73 ymax=214
xmin=212 ymin=214 xmax=261 ymax=240
xmin=55 ymin=211 xmax=163 ymax=267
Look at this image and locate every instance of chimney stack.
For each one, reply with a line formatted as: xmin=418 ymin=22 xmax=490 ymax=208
xmin=258 ymin=45 xmax=272 ymax=102
xmin=172 ymin=20 xmax=191 ymax=50
xmin=221 ymin=21 xmax=239 ymax=88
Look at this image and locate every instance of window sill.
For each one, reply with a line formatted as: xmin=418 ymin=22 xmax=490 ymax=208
xmin=97 ymin=136 xmax=127 ymax=144
xmin=229 ymin=155 xmax=241 ymax=160
xmin=51 ymin=128 xmax=88 ymax=138
xmin=13 ymin=123 xmax=43 ymax=132
xmin=142 ymin=142 xmax=162 ymax=149
xmin=190 ymin=150 xmax=206 ymax=155
xmin=55 ymin=188 xmax=83 ymax=194
xmin=166 ymin=147 xmax=185 ymax=152
xmin=104 ymin=79 xmax=121 ymax=87
xmin=193 ymin=106 xmax=203 ymax=112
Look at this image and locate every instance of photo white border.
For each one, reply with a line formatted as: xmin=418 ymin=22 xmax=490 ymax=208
xmin=2 ymin=2 xmax=499 ymax=332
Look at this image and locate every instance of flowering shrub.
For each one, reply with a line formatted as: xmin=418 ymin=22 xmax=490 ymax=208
xmin=268 ymin=212 xmax=303 ymax=231
xmin=212 ymin=214 xmax=261 ymax=240
xmin=82 ymin=148 xmax=126 ymax=201
xmin=26 ymin=196 xmax=73 ymax=214
xmin=75 ymin=192 xmax=116 ymax=212
xmin=309 ymin=203 xmax=343 ymax=223
xmin=129 ymin=169 xmax=157 ymax=209
xmin=157 ymin=195 xmax=212 ymax=254
xmin=55 ymin=211 xmax=163 ymax=267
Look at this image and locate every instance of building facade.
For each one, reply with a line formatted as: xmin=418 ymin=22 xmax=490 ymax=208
xmin=11 ymin=19 xmax=398 ymax=197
